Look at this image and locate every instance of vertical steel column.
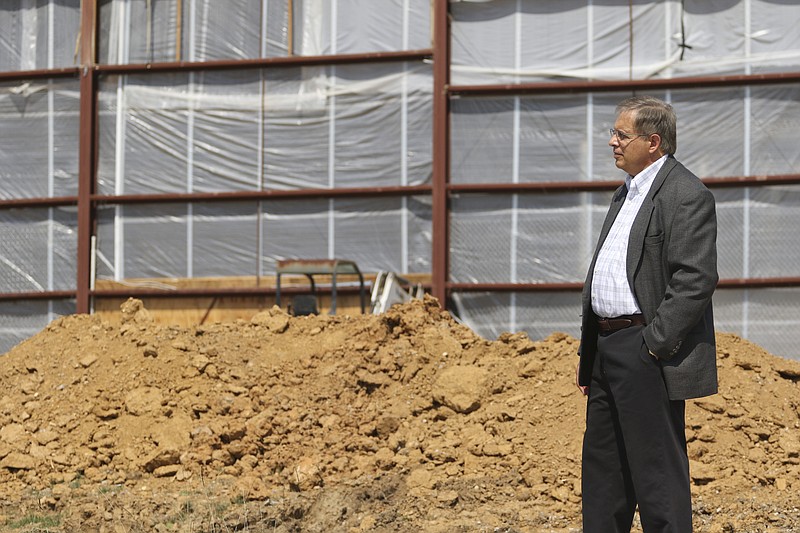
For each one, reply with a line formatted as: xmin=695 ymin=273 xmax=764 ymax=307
xmin=431 ymin=0 xmax=450 ymax=306
xmin=76 ymin=0 xmax=98 ymax=313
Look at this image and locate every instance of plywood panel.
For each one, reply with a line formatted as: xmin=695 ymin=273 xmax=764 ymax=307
xmin=93 ymin=273 xmax=431 ymax=326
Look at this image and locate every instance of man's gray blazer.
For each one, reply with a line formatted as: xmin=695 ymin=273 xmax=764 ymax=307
xmin=578 ymin=155 xmax=718 ymax=400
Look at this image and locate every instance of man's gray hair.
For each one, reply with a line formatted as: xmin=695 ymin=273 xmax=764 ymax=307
xmin=616 ymin=96 xmax=677 ymax=155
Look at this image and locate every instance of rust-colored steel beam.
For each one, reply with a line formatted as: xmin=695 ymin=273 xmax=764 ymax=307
xmin=0 ymin=291 xmax=76 ymax=302
xmin=7 ymin=174 xmax=800 ymax=209
xmin=447 ymin=173 xmax=800 ymax=195
xmin=447 ymin=277 xmax=800 ymax=294
xmin=91 ymin=185 xmax=433 ymax=205
xmin=449 ymin=71 xmax=800 ymax=97
xmin=448 ymin=282 xmax=582 ymax=292
xmin=9 ymin=171 xmax=799 ymax=212
xmin=716 ymin=278 xmax=800 ymax=289
xmin=449 ymin=181 xmax=621 ymax=194
xmin=89 ymin=285 xmax=392 ymax=300
xmin=703 ymin=173 xmax=800 ymax=188
xmin=76 ymin=0 xmax=98 ymax=314
xmin=0 ymin=197 xmax=79 ymax=209
xmin=0 ymin=275 xmax=796 ymax=304
xmin=95 ymin=49 xmax=432 ymax=75
xmin=0 ymin=68 xmax=78 ymax=82
xmin=431 ymin=0 xmax=450 ymax=307
xmin=91 ymin=282 xmax=433 ymax=299
xmin=0 ymin=287 xmax=361 ymax=302
xmin=92 ymin=286 xmax=308 ymax=298
xmin=5 ymin=172 xmax=799 ymax=212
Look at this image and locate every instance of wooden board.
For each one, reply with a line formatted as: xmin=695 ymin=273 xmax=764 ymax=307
xmin=93 ymin=273 xmax=431 ymax=326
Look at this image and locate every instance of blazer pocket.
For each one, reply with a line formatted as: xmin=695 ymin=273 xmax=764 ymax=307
xmin=644 ymin=233 xmax=664 ymax=245
xmin=639 ymin=333 xmax=656 ymax=365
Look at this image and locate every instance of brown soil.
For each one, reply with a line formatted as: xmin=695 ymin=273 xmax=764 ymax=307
xmin=0 ymin=296 xmax=798 ymax=532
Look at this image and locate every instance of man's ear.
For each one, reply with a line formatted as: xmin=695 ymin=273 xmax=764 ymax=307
xmin=648 ymin=133 xmax=663 ymax=155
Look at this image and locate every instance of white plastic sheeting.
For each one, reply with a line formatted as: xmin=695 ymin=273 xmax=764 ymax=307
xmin=0 ymin=206 xmax=78 ymax=349
xmin=0 ymin=208 xmax=78 ymax=292
xmin=454 ymin=286 xmax=800 ymax=364
xmin=92 ymin=60 xmax=434 ymax=283
xmin=451 ymin=0 xmax=800 ymax=84
xmin=449 ymin=192 xmax=613 ymax=284
xmin=1 ymin=1 xmax=434 ymax=354
xmin=0 ymin=0 xmax=81 ymax=71
xmin=451 ymin=87 xmax=800 ymax=186
xmin=99 ymin=0 xmax=291 ymax=63
xmin=3 ymin=0 xmax=800 ymax=362
xmin=0 ymin=79 xmax=81 ymax=199
xmin=0 ymin=76 xmax=81 ymax=352
xmin=449 ymin=86 xmax=800 ymax=358
xmin=94 ymin=197 xmax=432 ymax=280
xmin=91 ymin=2 xmax=436 ymax=289
xmin=450 ymin=184 xmax=800 ymax=339
xmin=96 ymin=63 xmax=434 ymax=194
xmin=98 ymin=0 xmax=432 ymax=63
xmin=447 ymin=0 xmax=800 ymax=361
xmin=0 ymin=300 xmax=75 ymax=355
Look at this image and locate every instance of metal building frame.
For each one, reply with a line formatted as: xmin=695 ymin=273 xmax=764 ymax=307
xmin=1 ymin=0 xmax=800 ymax=317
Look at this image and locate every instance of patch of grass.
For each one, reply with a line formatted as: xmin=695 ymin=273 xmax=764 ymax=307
xmin=171 ymin=498 xmax=196 ymax=523
xmin=68 ymin=472 xmax=84 ymax=489
xmin=5 ymin=512 xmax=61 ymax=530
xmin=98 ymin=484 xmax=124 ymax=495
xmin=214 ymin=500 xmax=230 ymax=516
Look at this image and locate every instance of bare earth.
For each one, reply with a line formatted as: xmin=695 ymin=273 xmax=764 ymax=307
xmin=0 ymin=296 xmax=798 ymax=532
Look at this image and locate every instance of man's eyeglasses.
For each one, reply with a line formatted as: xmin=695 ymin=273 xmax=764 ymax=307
xmin=609 ymin=128 xmax=651 ymax=143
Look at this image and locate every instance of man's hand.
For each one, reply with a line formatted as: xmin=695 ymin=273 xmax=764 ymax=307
xmin=576 ymin=363 xmax=589 ymax=396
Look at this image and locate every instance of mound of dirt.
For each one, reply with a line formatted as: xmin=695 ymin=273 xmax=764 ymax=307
xmin=0 ymin=296 xmax=798 ymax=532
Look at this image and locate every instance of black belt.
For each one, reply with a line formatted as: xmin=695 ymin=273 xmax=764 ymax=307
xmin=597 ymin=314 xmax=646 ymax=333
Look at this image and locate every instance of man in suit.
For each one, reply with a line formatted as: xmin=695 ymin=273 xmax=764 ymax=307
xmin=577 ymin=96 xmax=718 ymax=532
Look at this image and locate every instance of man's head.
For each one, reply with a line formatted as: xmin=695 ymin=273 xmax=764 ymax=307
xmin=609 ymin=96 xmax=676 ymax=176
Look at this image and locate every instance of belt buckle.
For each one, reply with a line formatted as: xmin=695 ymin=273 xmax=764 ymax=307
xmin=598 ymin=316 xmax=633 ymax=333
xmin=615 ymin=318 xmax=633 ymax=329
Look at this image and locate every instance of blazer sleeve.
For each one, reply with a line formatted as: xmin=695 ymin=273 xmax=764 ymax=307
xmin=642 ymin=183 xmax=718 ymax=360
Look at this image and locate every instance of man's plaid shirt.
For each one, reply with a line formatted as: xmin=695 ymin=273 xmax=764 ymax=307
xmin=591 ymin=155 xmax=667 ymax=318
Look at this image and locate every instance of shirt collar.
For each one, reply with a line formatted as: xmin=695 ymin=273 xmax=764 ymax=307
xmin=625 ymin=154 xmax=668 ymax=198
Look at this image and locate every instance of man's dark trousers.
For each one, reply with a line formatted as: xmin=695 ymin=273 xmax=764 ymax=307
xmin=581 ymin=324 xmax=692 ymax=533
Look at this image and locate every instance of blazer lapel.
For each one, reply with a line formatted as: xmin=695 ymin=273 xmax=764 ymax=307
xmin=626 ymin=156 xmax=676 ymax=283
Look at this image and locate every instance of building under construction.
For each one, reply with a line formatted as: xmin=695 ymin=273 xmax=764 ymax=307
xmin=1 ymin=0 xmax=799 ymax=361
